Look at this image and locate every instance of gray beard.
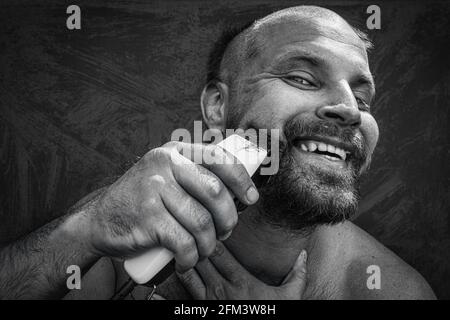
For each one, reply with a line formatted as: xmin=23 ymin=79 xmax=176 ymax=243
xmin=225 ymin=99 xmax=366 ymax=234
xmin=255 ymin=145 xmax=360 ymax=235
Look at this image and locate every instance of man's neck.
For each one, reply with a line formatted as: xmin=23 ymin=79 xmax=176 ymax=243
xmin=224 ymin=205 xmax=316 ymax=286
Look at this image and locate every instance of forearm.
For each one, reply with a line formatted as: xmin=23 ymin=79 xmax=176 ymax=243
xmin=0 ymin=191 xmax=103 ymax=299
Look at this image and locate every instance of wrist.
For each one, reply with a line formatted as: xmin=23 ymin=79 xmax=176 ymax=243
xmin=57 ymin=189 xmax=107 ymax=261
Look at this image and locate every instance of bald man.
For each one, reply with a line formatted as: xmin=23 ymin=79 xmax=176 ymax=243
xmin=0 ymin=6 xmax=435 ymax=300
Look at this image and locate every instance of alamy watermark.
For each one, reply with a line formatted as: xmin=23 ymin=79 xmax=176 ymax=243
xmin=66 ymin=265 xmax=81 ymax=290
xmin=170 ymin=121 xmax=280 ymax=175
xmin=366 ymin=265 xmax=381 ymax=290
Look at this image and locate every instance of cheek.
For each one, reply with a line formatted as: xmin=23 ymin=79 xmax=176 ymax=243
xmin=238 ymin=81 xmax=312 ymax=128
xmin=360 ymin=113 xmax=379 ymax=156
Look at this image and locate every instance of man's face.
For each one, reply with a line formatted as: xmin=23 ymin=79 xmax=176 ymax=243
xmin=226 ymin=17 xmax=379 ymax=232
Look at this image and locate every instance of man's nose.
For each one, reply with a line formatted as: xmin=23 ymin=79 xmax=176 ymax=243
xmin=315 ymin=83 xmax=361 ymax=128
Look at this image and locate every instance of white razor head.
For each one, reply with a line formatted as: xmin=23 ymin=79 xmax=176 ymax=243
xmin=217 ymin=134 xmax=267 ymax=177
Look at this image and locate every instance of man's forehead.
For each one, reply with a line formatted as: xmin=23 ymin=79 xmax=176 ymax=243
xmin=238 ymin=15 xmax=375 ymax=97
xmin=253 ymin=16 xmax=368 ymax=60
xmin=244 ymin=16 xmax=371 ymax=76
xmin=220 ymin=8 xmax=373 ymax=92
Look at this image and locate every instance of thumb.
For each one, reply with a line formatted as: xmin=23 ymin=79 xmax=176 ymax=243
xmin=281 ymin=250 xmax=308 ymax=295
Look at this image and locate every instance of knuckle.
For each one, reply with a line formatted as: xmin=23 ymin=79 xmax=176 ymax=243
xmin=176 ymin=238 xmax=199 ymax=269
xmin=179 ymin=236 xmax=196 ymax=254
xmin=147 ymin=174 xmax=166 ymax=188
xmin=209 ymin=144 xmax=222 ymax=155
xmin=162 ymin=141 xmax=179 ymax=149
xmin=139 ymin=187 xmax=161 ymax=212
xmin=207 ymin=145 xmax=226 ymax=164
xmin=186 ymin=251 xmax=199 ymax=268
xmin=212 ymin=283 xmax=226 ymax=299
xmin=141 ymin=196 xmax=160 ymax=214
xmin=195 ymin=212 xmax=213 ymax=233
xmin=143 ymin=147 xmax=173 ymax=167
xmin=206 ymin=177 xmax=224 ymax=198
xmin=144 ymin=147 xmax=164 ymax=161
xmin=144 ymin=176 xmax=168 ymax=198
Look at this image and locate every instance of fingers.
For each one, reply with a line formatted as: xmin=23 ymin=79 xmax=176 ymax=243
xmin=178 ymin=242 xmax=244 ymax=300
xmin=149 ymin=204 xmax=199 ymax=272
xmin=169 ymin=147 xmax=238 ymax=239
xmin=280 ymin=250 xmax=308 ymax=297
xmin=176 ymin=268 xmax=206 ymax=300
xmin=135 ymin=140 xmax=261 ymax=273
xmin=160 ymin=183 xmax=217 ymax=259
xmin=174 ymin=142 xmax=259 ymax=206
xmin=194 ymin=259 xmax=234 ymax=300
xmin=195 ymin=258 xmax=222 ymax=287
xmin=208 ymin=241 xmax=248 ymax=283
xmin=201 ymin=144 xmax=260 ymax=205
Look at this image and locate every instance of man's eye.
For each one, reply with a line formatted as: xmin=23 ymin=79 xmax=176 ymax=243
xmin=356 ymin=97 xmax=371 ymax=112
xmin=284 ymin=75 xmax=317 ymax=88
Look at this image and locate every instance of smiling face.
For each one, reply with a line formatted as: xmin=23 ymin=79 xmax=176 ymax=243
xmin=202 ymin=7 xmax=379 ymax=232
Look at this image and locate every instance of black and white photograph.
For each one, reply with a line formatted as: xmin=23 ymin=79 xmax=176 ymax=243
xmin=0 ymin=0 xmax=449 ymax=306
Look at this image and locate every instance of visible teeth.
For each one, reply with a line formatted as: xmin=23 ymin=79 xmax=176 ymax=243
xmin=318 ymin=143 xmax=327 ymax=152
xmin=327 ymin=144 xmax=336 ymax=154
xmin=324 ymin=155 xmax=339 ymax=161
xmin=335 ymin=147 xmax=346 ymax=161
xmin=298 ymin=140 xmax=349 ymax=161
xmin=307 ymin=141 xmax=317 ymax=152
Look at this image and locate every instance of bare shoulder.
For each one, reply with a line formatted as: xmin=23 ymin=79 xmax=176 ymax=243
xmin=337 ymin=222 xmax=436 ymax=300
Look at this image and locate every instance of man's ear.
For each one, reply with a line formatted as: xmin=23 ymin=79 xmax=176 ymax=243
xmin=200 ymin=81 xmax=229 ymax=131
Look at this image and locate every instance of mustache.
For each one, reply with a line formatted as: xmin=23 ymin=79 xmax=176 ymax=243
xmin=281 ymin=117 xmax=368 ymax=170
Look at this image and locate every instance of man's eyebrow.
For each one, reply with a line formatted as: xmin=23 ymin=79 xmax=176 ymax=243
xmin=269 ymin=50 xmax=325 ymax=71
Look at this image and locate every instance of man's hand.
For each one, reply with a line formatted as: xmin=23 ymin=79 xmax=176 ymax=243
xmin=177 ymin=241 xmax=308 ymax=299
xmin=84 ymin=142 xmax=259 ymax=272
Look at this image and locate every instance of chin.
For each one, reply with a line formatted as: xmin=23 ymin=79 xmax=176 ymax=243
xmin=257 ymin=151 xmax=360 ymax=233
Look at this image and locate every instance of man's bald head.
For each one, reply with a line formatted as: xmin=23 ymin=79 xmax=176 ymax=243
xmin=207 ymin=6 xmax=373 ymax=87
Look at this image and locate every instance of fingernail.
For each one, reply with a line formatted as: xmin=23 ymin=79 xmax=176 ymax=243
xmin=299 ymin=250 xmax=307 ymax=262
xmin=246 ymin=186 xmax=259 ymax=204
xmin=211 ymin=242 xmax=224 ymax=257
xmin=219 ymin=230 xmax=232 ymax=241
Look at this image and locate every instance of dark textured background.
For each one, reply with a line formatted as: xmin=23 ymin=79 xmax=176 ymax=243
xmin=0 ymin=0 xmax=449 ymax=298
